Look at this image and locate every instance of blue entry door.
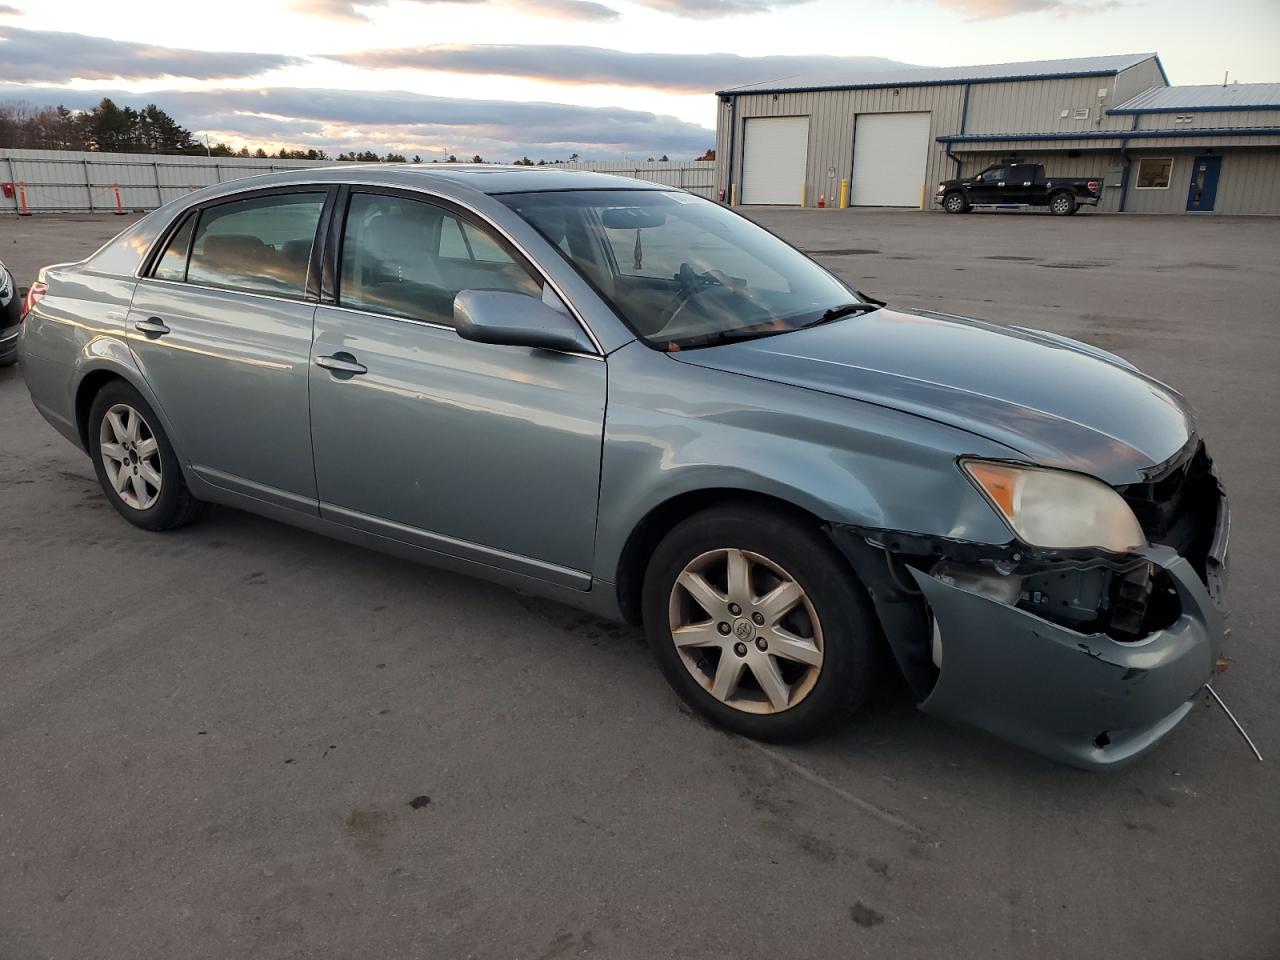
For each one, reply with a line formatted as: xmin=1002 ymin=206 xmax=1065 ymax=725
xmin=1186 ymin=155 xmax=1222 ymax=211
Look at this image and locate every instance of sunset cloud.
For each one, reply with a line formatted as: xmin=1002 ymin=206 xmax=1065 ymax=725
xmin=330 ymin=44 xmax=915 ymax=94
xmin=0 ymin=27 xmax=300 ymax=82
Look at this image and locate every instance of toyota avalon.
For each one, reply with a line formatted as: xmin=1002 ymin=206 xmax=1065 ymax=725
xmin=15 ymin=166 xmax=1229 ymax=768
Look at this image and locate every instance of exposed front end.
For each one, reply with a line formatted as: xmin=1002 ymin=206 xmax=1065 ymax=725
xmin=833 ymin=441 xmax=1229 ymax=769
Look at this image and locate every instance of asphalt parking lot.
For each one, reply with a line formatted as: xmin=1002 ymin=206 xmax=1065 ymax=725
xmin=2 ymin=207 xmax=1278 ymax=959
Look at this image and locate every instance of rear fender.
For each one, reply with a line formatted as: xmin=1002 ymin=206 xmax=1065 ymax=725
xmin=71 ymin=343 xmax=190 ymax=472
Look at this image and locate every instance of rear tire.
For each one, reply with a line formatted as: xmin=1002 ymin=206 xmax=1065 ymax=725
xmin=942 ymin=191 xmax=970 ymax=214
xmin=642 ymin=504 xmax=876 ymax=741
xmin=1050 ymin=192 xmax=1076 ymax=216
xmin=87 ymin=380 xmax=204 ymax=531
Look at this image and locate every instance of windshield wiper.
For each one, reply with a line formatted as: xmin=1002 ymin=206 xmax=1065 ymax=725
xmin=802 ymin=302 xmax=882 ymax=329
xmin=667 ymin=302 xmax=883 ymax=350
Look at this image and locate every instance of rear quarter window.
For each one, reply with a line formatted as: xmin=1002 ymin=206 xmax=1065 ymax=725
xmin=83 ymin=211 xmax=165 ymax=277
xmin=151 ymin=212 xmax=197 ymax=282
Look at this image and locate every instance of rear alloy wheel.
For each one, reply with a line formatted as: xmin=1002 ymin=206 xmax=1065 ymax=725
xmin=1050 ymin=193 xmax=1076 ymax=216
xmin=943 ymin=192 xmax=969 ymax=214
xmin=643 ymin=505 xmax=875 ymax=741
xmin=88 ymin=380 xmax=204 ymax=531
xmin=99 ymin=403 xmax=163 ymax=510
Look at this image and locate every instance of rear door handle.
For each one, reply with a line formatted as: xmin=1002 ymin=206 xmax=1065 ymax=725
xmin=134 ymin=317 xmax=170 ymax=337
xmin=315 ymin=352 xmax=367 ymax=376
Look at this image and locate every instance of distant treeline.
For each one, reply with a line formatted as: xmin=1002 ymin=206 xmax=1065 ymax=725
xmin=0 ymin=98 xmax=398 ymax=160
xmin=0 ymin=97 xmax=715 ymax=164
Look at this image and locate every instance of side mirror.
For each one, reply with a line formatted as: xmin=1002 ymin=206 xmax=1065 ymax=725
xmin=453 ymin=289 xmax=595 ymax=354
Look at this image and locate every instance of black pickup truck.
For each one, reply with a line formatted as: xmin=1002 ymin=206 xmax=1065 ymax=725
xmin=936 ymin=162 xmax=1102 ymax=216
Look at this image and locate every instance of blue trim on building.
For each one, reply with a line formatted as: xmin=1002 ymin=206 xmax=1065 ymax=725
xmin=1109 ymin=104 xmax=1280 ymax=114
xmin=715 ymin=68 xmax=1130 ymax=98
xmin=1153 ymin=55 xmax=1170 ymax=87
xmin=937 ymin=127 xmax=1280 ymax=144
xmin=1118 ymin=145 xmax=1132 ymax=212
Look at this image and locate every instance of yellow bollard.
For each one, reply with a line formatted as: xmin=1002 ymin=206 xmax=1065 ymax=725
xmin=799 ymin=182 xmax=806 ymax=208
xmin=839 ymin=178 xmax=849 ymax=209
xmin=730 ymin=182 xmax=737 ymax=206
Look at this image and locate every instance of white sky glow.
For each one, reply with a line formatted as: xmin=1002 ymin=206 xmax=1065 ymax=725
xmin=0 ymin=0 xmax=1276 ymax=160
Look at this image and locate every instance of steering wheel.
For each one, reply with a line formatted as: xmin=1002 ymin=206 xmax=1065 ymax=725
xmin=655 ymin=262 xmax=725 ymax=332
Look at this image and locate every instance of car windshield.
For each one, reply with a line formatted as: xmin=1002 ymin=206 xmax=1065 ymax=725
xmin=497 ymin=189 xmax=861 ymax=350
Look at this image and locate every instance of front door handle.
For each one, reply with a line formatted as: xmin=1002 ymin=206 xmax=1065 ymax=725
xmin=134 ymin=317 xmax=170 ymax=337
xmin=315 ymin=352 xmax=368 ymax=376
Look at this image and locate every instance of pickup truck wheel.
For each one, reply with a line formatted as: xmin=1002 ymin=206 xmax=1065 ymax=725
xmin=642 ymin=504 xmax=874 ymax=741
xmin=942 ymin=191 xmax=969 ymax=214
xmin=1050 ymin=193 xmax=1076 ymax=216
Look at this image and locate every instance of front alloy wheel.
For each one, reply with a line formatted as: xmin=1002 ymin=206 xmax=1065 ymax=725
xmin=670 ymin=548 xmax=823 ymax=714
xmin=643 ymin=505 xmax=875 ymax=741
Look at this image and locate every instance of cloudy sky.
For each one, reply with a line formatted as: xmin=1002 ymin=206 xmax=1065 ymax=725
xmin=0 ymin=0 xmax=1276 ymax=160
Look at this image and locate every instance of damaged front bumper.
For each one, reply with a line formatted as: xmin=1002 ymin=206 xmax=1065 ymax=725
xmin=908 ymin=543 xmax=1223 ymax=768
xmin=831 ymin=460 xmax=1229 ymax=770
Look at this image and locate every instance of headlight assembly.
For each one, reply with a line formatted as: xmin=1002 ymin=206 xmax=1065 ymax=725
xmin=962 ymin=459 xmax=1146 ymax=553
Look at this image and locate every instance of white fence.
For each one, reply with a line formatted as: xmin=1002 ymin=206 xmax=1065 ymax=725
xmin=0 ymin=149 xmax=716 ymax=213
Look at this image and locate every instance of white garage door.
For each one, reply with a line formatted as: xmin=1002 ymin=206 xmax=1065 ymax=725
xmin=850 ymin=112 xmax=931 ymax=207
xmin=741 ymin=116 xmax=809 ymax=205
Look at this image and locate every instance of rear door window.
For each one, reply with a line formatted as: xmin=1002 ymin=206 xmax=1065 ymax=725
xmin=186 ymin=192 xmax=325 ymax=298
xmin=338 ymin=192 xmax=540 ymax=325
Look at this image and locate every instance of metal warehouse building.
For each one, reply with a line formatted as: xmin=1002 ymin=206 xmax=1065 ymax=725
xmin=713 ymin=53 xmax=1280 ymax=214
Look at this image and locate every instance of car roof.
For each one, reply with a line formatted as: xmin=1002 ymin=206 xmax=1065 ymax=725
xmin=203 ymin=163 xmax=665 ymax=196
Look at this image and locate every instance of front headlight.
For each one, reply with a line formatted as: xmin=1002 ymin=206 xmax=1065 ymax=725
xmin=962 ymin=459 xmax=1146 ymax=553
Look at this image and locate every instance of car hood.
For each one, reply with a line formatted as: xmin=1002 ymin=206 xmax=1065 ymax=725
xmin=670 ymin=308 xmax=1195 ymax=483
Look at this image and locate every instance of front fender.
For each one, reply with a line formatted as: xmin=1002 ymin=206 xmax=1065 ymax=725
xmin=593 ymin=342 xmax=1018 ymax=582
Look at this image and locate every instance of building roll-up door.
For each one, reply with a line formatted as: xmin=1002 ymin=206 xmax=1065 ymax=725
xmin=741 ymin=116 xmax=810 ymax=205
xmin=850 ymin=112 xmax=931 ymax=207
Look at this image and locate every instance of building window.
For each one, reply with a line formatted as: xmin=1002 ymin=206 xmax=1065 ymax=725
xmin=1135 ymin=157 xmax=1174 ymax=190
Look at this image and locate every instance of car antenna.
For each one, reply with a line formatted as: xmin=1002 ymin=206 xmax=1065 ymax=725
xmin=1203 ymin=683 xmax=1263 ymax=761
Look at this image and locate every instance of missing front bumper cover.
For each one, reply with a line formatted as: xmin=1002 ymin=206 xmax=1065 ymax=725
xmin=827 ymin=467 xmax=1229 ymax=769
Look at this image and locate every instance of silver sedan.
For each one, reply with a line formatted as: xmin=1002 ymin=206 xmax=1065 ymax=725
xmin=15 ymin=166 xmax=1229 ymax=768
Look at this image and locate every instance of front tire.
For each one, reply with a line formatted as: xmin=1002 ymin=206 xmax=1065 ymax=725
xmin=88 ymin=380 xmax=204 ymax=531
xmin=942 ymin=191 xmax=970 ymax=214
xmin=642 ymin=504 xmax=876 ymax=741
xmin=1050 ymin=192 xmax=1076 ymax=216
